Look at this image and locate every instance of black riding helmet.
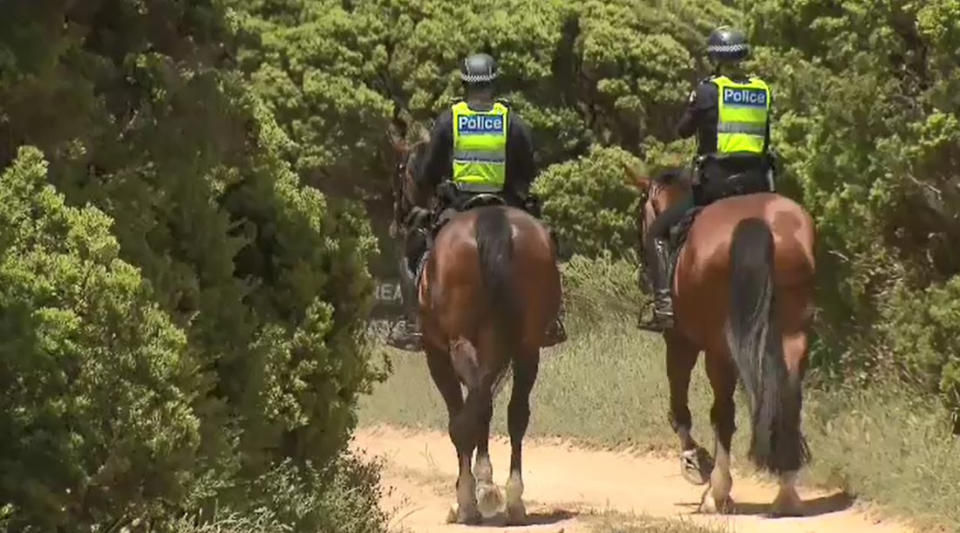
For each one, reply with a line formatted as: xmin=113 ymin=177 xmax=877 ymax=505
xmin=707 ymin=26 xmax=750 ymax=63
xmin=460 ymin=53 xmax=498 ymax=84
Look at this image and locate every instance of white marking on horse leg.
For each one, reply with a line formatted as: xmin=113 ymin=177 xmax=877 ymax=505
xmin=505 ymin=470 xmax=526 ymax=524
xmin=474 ymin=453 xmax=501 ymax=519
xmin=473 ymin=453 xmax=493 ymax=483
xmin=452 ymin=470 xmax=479 ymax=524
xmin=699 ymin=432 xmax=733 ymax=514
xmin=711 ymin=440 xmax=733 ymax=503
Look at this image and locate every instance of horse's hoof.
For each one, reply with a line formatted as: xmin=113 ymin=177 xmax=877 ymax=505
xmin=447 ymin=503 xmax=481 ymax=525
xmin=506 ymin=502 xmax=527 ymax=525
xmin=681 ymin=448 xmax=713 ymax=486
xmin=476 ymin=482 xmax=503 ymax=519
xmin=699 ymin=493 xmax=735 ymax=515
xmin=771 ymin=488 xmax=804 ymax=517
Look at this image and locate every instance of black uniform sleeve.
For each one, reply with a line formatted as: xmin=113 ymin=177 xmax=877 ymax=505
xmin=507 ymin=112 xmax=536 ymax=193
xmin=765 ymin=89 xmax=773 ymax=149
xmin=676 ymin=81 xmax=716 ymax=139
xmin=415 ymin=109 xmax=453 ymax=189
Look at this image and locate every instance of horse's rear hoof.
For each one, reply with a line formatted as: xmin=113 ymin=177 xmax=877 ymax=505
xmin=699 ymin=493 xmax=735 ymax=515
xmin=476 ymin=482 xmax=503 ymax=518
xmin=771 ymin=488 xmax=804 ymax=517
xmin=447 ymin=503 xmax=482 ymax=525
xmin=681 ymin=448 xmax=713 ymax=486
xmin=541 ymin=318 xmax=567 ymax=347
xmin=506 ymin=502 xmax=527 ymax=525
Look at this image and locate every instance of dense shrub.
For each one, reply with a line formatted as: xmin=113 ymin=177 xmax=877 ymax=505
xmin=0 ymin=147 xmax=199 ymax=529
xmin=560 ymin=252 xmax=645 ymax=325
xmin=0 ymin=1 xmax=386 ymax=530
xmin=535 ymin=146 xmax=644 ymax=258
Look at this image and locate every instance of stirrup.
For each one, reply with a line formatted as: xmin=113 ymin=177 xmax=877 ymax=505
xmin=542 ymin=317 xmax=567 ymax=347
xmin=636 ymin=315 xmax=673 ymax=333
xmin=385 ymin=319 xmax=423 ymax=352
xmin=636 ymin=301 xmax=674 ymax=332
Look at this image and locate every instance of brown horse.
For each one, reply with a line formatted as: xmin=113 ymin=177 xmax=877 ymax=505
xmin=389 ymin=133 xmax=562 ymax=524
xmin=634 ymin=167 xmax=816 ymax=516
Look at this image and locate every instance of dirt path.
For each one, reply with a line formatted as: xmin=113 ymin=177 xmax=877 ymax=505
xmin=352 ymin=425 xmax=914 ymax=533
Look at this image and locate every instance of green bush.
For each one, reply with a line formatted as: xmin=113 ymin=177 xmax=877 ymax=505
xmin=0 ymin=3 xmax=386 ymax=531
xmin=170 ymin=452 xmax=388 ymax=533
xmin=0 ymin=147 xmax=200 ymax=530
xmin=560 ymin=252 xmax=645 ymax=325
xmin=879 ymin=276 xmax=960 ymax=429
xmin=244 ymin=454 xmax=388 ymax=533
xmin=535 ymin=145 xmax=644 ymax=258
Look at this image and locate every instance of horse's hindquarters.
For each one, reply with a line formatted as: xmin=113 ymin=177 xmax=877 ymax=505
xmin=423 ymin=207 xmax=561 ymax=354
xmin=504 ymin=209 xmax=562 ymax=353
xmin=673 ymin=193 xmax=815 ymax=350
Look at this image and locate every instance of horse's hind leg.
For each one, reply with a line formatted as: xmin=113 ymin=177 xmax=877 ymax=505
xmin=473 ymin=366 xmax=503 ymax=519
xmin=425 ymin=347 xmax=479 ymax=525
xmin=666 ymin=331 xmax=712 ymax=485
xmin=699 ymin=349 xmax=737 ymax=515
xmin=505 ymin=349 xmax=539 ymax=525
xmin=772 ymin=330 xmax=810 ymax=517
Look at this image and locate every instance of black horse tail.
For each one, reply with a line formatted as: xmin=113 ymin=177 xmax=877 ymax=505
xmin=475 ymin=206 xmax=522 ymax=376
xmin=726 ymin=218 xmax=809 ymax=474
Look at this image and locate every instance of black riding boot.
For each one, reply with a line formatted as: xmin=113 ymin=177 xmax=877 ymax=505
xmin=543 ymin=299 xmax=568 ymax=347
xmin=638 ymin=237 xmax=675 ymax=331
xmin=385 ymin=231 xmax=427 ymax=351
xmin=527 ymin=202 xmax=567 ymax=347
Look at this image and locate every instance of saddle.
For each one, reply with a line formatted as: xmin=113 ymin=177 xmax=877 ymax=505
xmin=430 ymin=187 xmax=507 ymax=237
xmin=664 ymin=154 xmax=777 ymax=284
xmin=692 ymin=152 xmax=776 ymax=206
xmin=412 ymin=185 xmax=510 ymax=291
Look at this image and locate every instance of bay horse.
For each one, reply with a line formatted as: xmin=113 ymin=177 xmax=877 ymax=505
xmin=388 ymin=131 xmax=562 ymax=525
xmin=633 ymin=166 xmax=816 ymax=516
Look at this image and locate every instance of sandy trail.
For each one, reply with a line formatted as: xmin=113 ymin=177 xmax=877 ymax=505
xmin=352 ymin=425 xmax=914 ymax=533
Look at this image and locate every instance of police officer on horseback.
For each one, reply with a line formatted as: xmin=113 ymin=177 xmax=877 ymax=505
xmin=639 ymin=26 xmax=776 ymax=331
xmin=386 ymin=52 xmax=565 ymax=350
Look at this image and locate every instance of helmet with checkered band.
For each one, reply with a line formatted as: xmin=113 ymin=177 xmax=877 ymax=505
xmin=707 ymin=26 xmax=750 ymax=64
xmin=460 ymin=53 xmax=498 ymax=85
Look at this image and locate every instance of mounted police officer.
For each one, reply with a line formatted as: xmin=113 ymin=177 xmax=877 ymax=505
xmin=639 ymin=26 xmax=776 ymax=332
xmin=386 ymin=52 xmax=565 ymax=350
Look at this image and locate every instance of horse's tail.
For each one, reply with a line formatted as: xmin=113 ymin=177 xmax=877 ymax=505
xmin=726 ymin=218 xmax=809 ymax=475
xmin=475 ymin=206 xmax=521 ymax=390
